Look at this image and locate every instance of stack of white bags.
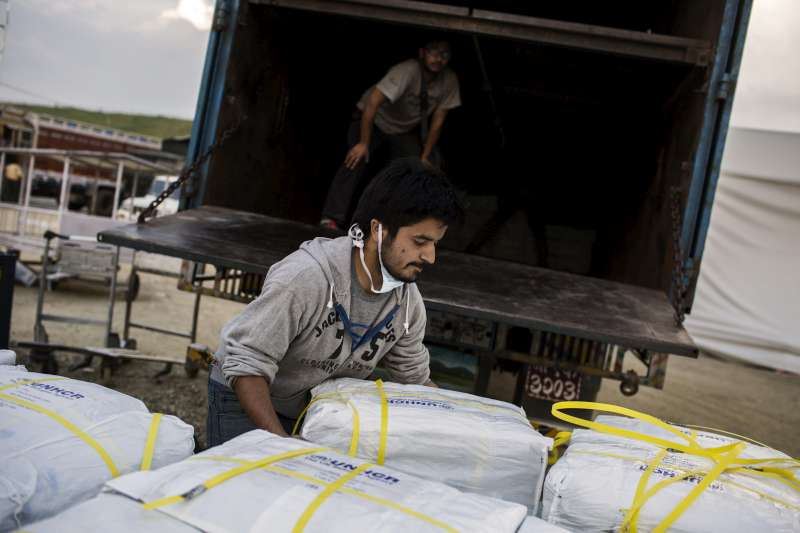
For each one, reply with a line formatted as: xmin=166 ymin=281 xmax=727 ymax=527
xmin=542 ymin=415 xmax=800 ymax=532
xmin=24 ymin=430 xmax=566 ymax=532
xmin=12 ymin=362 xmax=794 ymax=533
xmin=0 ymin=365 xmax=195 ymax=530
xmin=299 ymin=378 xmax=553 ymax=510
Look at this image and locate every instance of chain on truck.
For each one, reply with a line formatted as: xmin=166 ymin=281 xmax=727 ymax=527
xmin=95 ymin=0 xmax=751 ymax=427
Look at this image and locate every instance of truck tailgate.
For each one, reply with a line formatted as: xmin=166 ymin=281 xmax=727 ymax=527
xmin=98 ymin=206 xmax=696 ymax=356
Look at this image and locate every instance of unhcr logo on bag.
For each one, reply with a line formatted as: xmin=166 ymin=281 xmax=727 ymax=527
xmin=635 ymin=463 xmax=725 ymax=492
xmin=306 ymin=455 xmax=401 ymax=485
xmin=25 ymin=381 xmax=86 ymax=400
xmin=387 ymin=397 xmax=454 ymax=410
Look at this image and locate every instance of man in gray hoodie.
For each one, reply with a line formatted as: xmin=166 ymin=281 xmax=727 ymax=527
xmin=207 ymin=158 xmax=463 ymax=446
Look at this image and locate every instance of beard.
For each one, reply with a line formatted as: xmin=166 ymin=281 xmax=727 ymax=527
xmin=381 ymin=240 xmax=422 ymax=283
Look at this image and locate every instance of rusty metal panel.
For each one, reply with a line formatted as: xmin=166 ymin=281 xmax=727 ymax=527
xmin=257 ymin=0 xmax=711 ymax=65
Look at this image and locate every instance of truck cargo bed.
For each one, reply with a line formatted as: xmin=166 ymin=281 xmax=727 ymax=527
xmin=98 ymin=206 xmax=696 ymax=356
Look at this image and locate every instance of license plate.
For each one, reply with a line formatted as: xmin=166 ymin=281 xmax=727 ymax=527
xmin=525 ymin=365 xmax=582 ymax=402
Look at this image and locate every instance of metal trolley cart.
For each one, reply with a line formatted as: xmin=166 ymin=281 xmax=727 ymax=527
xmin=14 ymin=230 xmax=203 ymax=381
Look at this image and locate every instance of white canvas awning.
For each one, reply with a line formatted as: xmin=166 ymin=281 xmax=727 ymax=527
xmin=685 ymin=127 xmax=800 ymax=373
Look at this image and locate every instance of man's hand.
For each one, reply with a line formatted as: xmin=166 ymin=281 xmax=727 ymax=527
xmin=345 ymin=142 xmax=369 ymax=170
xmin=421 ymin=108 xmax=448 ymax=167
xmin=233 ymin=375 xmax=290 ymax=437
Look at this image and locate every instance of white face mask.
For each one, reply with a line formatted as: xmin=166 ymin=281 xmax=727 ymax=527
xmin=349 ymin=223 xmax=405 ymax=294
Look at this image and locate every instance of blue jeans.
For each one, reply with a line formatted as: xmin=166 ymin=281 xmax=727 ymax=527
xmin=206 ymin=378 xmax=297 ymax=449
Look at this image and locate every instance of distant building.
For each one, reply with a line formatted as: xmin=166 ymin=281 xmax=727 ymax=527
xmin=0 ymin=104 xmax=182 ymax=201
xmin=162 ymin=134 xmax=190 ymax=158
xmin=0 ymin=105 xmax=175 ymax=182
xmin=0 ymin=106 xmax=182 ymax=249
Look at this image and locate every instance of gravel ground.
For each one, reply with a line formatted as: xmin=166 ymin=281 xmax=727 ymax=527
xmin=8 ymin=266 xmax=800 ymax=456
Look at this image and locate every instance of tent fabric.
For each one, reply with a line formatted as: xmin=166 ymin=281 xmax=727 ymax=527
xmin=685 ymin=127 xmax=800 ymax=373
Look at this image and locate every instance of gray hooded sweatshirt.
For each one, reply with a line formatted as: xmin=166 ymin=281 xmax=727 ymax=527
xmin=210 ymin=235 xmax=430 ymax=418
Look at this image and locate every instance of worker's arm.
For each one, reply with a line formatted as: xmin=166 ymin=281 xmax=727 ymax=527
xmin=233 ymin=376 xmax=289 ymax=437
xmin=219 ymin=274 xmax=310 ymax=436
xmin=345 ymin=87 xmax=387 ymax=169
xmin=421 ymin=108 xmax=448 ymax=164
xmin=382 ymin=286 xmax=433 ymax=385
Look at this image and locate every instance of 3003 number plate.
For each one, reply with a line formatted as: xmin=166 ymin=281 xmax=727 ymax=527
xmin=525 ymin=365 xmax=582 ymax=401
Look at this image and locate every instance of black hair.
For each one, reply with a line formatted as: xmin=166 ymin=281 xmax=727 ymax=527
xmin=351 ymin=157 xmax=463 ymax=240
xmin=423 ymin=38 xmax=451 ymax=50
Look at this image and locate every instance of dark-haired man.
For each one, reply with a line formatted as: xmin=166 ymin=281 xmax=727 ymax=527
xmin=207 ymin=158 xmax=463 ymax=446
xmin=319 ymin=39 xmax=460 ymax=231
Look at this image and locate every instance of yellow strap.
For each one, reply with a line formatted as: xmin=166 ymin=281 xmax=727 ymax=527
xmin=569 ymin=449 xmax=800 ymax=512
xmin=376 ymin=379 xmax=388 ymax=465
xmin=291 ymin=396 xmax=360 ymax=458
xmin=724 ymin=456 xmax=800 ymax=468
xmin=292 ymin=463 xmax=371 ymax=533
xmin=270 ymin=463 xmax=458 ymax=532
xmin=188 ymin=456 xmax=460 ymax=531
xmin=653 ymin=444 xmax=745 ymax=532
xmin=140 ymin=413 xmax=163 ymax=471
xmin=0 ymin=377 xmax=65 ymax=392
xmin=143 ymin=447 xmax=327 ymax=510
xmin=312 ymin=388 xmax=526 ymax=420
xmin=554 ymin=402 xmax=800 ymax=530
xmin=551 ymin=401 xmax=741 ymax=457
xmin=0 ymin=391 xmax=120 ymax=477
xmin=729 ymin=466 xmax=800 ymax=494
xmin=624 ymin=468 xmax=713 ymax=528
xmin=548 ymin=431 xmax=572 ymax=466
xmin=347 ymin=400 xmax=361 ymax=457
xmin=622 ymin=449 xmax=668 ymax=533
xmin=292 ymin=397 xmax=320 ymax=436
xmin=343 ymin=485 xmax=459 ymax=533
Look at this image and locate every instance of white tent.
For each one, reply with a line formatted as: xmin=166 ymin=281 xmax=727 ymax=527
xmin=685 ymin=127 xmax=800 ymax=374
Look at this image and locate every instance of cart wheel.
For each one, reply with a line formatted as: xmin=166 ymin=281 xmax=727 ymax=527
xmin=99 ymin=357 xmax=118 ymax=384
xmin=127 ymin=272 xmax=141 ymax=302
xmin=620 ymin=371 xmax=640 ymax=396
xmin=184 ymin=354 xmax=199 ymax=379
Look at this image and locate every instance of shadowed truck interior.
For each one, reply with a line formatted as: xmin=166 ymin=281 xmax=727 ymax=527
xmin=203 ymin=0 xmax=725 ymax=297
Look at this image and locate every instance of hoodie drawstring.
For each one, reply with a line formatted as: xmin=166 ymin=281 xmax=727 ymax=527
xmin=327 ymin=283 xmax=334 ymax=309
xmin=404 ymin=293 xmax=410 ymax=335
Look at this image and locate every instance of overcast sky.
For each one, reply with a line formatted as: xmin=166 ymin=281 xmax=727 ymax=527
xmin=0 ymin=0 xmax=797 ymax=132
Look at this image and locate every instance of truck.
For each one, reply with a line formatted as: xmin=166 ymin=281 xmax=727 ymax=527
xmin=99 ymin=0 xmax=752 ymax=424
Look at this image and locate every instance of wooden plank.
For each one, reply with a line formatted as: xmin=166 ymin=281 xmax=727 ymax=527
xmin=257 ymin=0 xmax=711 ymax=66
xmin=98 ymin=206 xmax=697 ymax=356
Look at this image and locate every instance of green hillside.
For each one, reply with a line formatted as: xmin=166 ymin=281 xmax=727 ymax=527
xmin=5 ymin=104 xmax=192 ymax=139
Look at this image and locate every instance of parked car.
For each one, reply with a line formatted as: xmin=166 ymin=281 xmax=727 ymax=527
xmin=116 ymin=175 xmax=180 ymax=220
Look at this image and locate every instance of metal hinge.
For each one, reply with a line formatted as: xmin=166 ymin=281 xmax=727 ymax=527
xmin=716 ymin=72 xmax=732 ymax=100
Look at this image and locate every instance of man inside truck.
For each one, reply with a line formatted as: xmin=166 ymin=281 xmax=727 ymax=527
xmin=207 ymin=158 xmax=463 ymax=446
xmin=319 ymin=38 xmax=461 ymax=232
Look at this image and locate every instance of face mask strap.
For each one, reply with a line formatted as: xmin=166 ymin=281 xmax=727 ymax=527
xmin=349 ymin=222 xmax=404 ymax=294
xmin=349 ymin=223 xmax=379 ymax=293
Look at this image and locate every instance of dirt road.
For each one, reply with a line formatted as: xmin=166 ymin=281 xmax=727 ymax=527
xmin=8 ymin=269 xmax=800 ymax=455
